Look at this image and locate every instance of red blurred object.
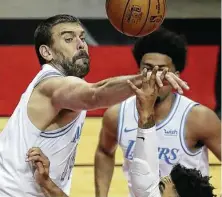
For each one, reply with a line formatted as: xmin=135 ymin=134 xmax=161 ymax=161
xmin=0 ymin=45 xmax=219 ymax=116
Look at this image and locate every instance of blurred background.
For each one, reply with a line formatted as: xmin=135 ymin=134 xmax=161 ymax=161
xmin=0 ymin=0 xmax=221 ymax=196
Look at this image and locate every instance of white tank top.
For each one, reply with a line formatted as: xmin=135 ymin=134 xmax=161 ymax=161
xmin=0 ymin=64 xmax=86 ymax=197
xmin=118 ymin=94 xmax=209 ymax=197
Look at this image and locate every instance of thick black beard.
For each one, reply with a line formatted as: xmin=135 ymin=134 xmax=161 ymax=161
xmin=61 ymin=58 xmax=90 ymax=78
xmin=51 ymin=50 xmax=90 ymax=78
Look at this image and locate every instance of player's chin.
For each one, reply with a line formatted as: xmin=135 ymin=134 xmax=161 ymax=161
xmin=76 ymin=62 xmax=90 ymax=78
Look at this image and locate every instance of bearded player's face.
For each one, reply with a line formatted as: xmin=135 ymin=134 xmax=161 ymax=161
xmin=50 ymin=22 xmax=90 ymax=78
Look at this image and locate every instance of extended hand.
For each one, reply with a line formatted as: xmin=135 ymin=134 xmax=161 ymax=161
xmin=128 ymin=66 xmax=167 ymax=120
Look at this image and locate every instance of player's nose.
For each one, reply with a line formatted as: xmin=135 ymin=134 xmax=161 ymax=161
xmin=76 ymin=37 xmax=85 ymax=50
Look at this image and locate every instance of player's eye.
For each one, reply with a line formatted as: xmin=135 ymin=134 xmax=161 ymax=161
xmin=65 ymin=38 xmax=73 ymax=43
xmin=80 ymin=37 xmax=86 ymax=42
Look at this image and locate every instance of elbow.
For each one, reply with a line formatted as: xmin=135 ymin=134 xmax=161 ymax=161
xmin=96 ymin=144 xmax=115 ymax=159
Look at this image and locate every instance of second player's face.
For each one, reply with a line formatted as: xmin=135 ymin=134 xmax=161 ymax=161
xmin=140 ymin=53 xmax=178 ymax=101
xmin=50 ymin=22 xmax=90 ymax=78
xmin=159 ymin=176 xmax=179 ymax=197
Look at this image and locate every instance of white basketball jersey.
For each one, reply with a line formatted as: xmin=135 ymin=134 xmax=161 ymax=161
xmin=118 ymin=94 xmax=209 ymax=197
xmin=0 ymin=64 xmax=86 ymax=197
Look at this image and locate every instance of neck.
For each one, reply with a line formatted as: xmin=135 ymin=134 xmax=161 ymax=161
xmin=154 ymin=93 xmax=176 ymax=123
xmin=48 ymin=62 xmax=66 ymax=76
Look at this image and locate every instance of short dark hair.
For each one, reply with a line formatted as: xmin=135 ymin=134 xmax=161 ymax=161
xmin=132 ymin=27 xmax=187 ymax=72
xmin=170 ymin=164 xmax=216 ymax=197
xmin=34 ymin=14 xmax=80 ymax=65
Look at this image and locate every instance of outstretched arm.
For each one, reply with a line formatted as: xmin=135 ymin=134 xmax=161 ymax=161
xmin=51 ymin=74 xmax=143 ymax=111
xmin=39 ymin=69 xmax=188 ymax=111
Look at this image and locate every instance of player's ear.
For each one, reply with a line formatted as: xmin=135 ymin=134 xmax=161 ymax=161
xmin=39 ymin=45 xmax=53 ymax=62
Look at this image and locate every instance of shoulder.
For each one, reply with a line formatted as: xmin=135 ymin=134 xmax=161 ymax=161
xmin=186 ymin=104 xmax=220 ymax=138
xmin=187 ymin=104 xmax=219 ymax=124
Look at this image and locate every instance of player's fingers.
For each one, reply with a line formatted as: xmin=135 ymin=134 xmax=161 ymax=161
xmin=156 ymin=68 xmax=168 ymax=88
xmin=26 ymin=155 xmax=47 ymax=166
xmin=165 ymin=74 xmax=183 ymax=94
xmin=36 ymin=161 xmax=45 ymax=175
xmin=142 ymin=68 xmax=148 ymax=84
xmin=155 ymin=73 xmax=163 ymax=88
xmin=142 ymin=68 xmax=148 ymax=77
xmin=27 ymin=151 xmax=41 ymax=158
xmin=160 ymin=68 xmax=168 ymax=81
xmin=127 ymin=80 xmax=139 ymax=94
xmin=171 ymin=74 xmax=189 ymax=90
xmin=149 ymin=66 xmax=159 ymax=87
xmin=27 ymin=148 xmax=48 ymax=160
xmin=27 ymin=147 xmax=42 ymax=156
xmin=26 ymin=155 xmax=42 ymax=162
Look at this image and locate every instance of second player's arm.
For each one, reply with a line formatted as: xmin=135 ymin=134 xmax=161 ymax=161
xmin=94 ymin=105 xmax=119 ymax=197
xmin=41 ymin=180 xmax=68 ymax=197
xmin=130 ymin=112 xmax=161 ymax=197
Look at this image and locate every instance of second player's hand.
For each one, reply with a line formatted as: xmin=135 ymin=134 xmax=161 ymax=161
xmin=128 ymin=66 xmax=165 ymax=127
xmin=154 ymin=70 xmax=189 ymax=94
xmin=26 ymin=148 xmax=69 ymax=197
xmin=26 ymin=147 xmax=50 ymax=187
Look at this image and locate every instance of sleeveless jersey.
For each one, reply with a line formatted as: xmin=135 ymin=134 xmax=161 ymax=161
xmin=117 ymin=94 xmax=209 ymax=197
xmin=0 ymin=64 xmax=86 ymax=197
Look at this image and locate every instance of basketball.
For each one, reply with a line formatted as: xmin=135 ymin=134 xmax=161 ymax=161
xmin=106 ymin=0 xmax=166 ymax=37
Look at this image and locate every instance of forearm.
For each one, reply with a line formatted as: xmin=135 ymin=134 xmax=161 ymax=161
xmin=92 ymin=74 xmax=142 ymax=108
xmin=41 ymin=179 xmax=68 ymax=197
xmin=130 ymin=114 xmax=160 ymax=197
xmin=136 ymin=112 xmax=158 ymax=172
xmin=94 ymin=148 xmax=115 ymax=197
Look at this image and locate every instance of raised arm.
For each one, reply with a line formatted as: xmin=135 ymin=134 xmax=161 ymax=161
xmin=128 ymin=66 xmax=163 ymax=197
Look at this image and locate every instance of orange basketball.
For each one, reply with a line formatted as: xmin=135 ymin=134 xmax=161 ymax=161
xmin=106 ymin=0 xmax=166 ymax=37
